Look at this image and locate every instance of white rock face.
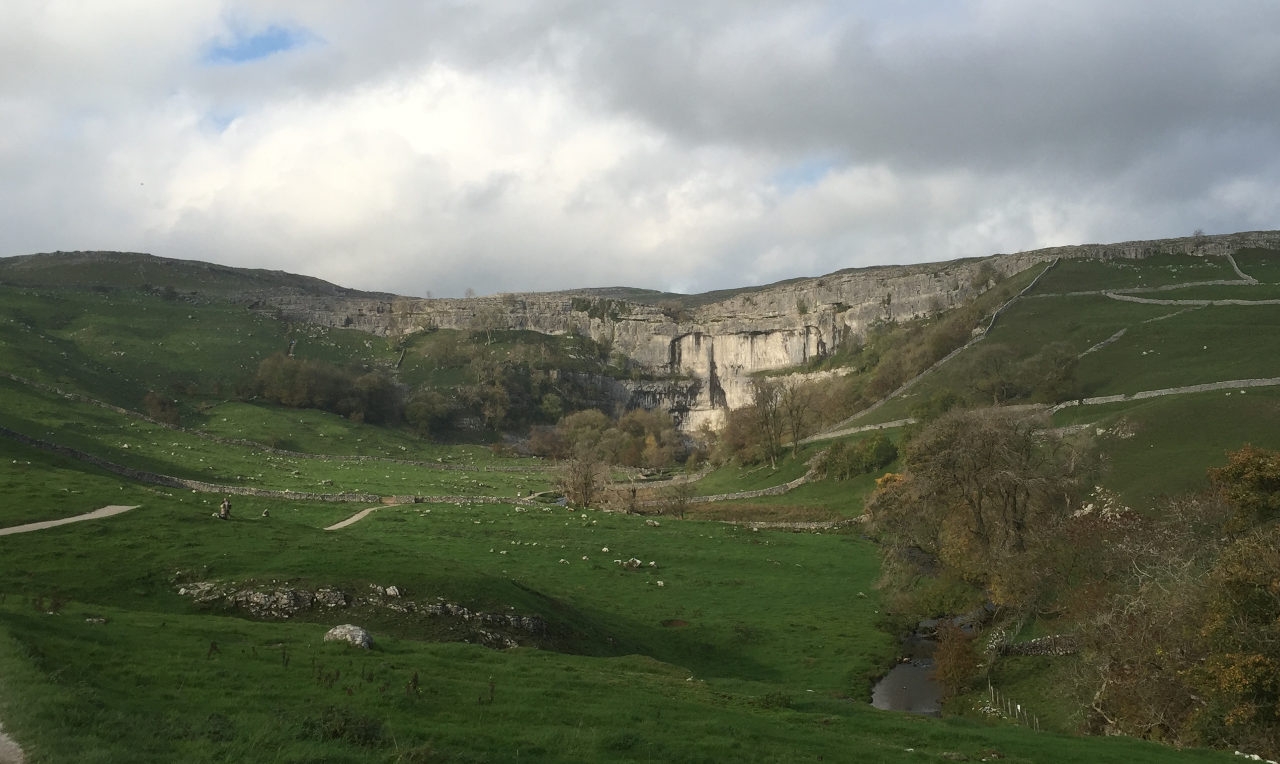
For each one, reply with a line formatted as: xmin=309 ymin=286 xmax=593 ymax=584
xmin=249 ymin=232 xmax=1280 ymax=429
xmin=323 ymin=624 xmax=373 ymax=650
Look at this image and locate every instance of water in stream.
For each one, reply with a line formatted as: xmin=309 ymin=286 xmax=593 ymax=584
xmin=870 ymin=636 xmax=942 ymax=716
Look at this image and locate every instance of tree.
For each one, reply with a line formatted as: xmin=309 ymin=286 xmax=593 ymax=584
xmin=473 ymin=302 xmax=506 ymax=345
xmin=869 ymin=408 xmax=1090 ymax=609
xmin=558 ymin=444 xmax=607 ymax=508
xmin=662 ymin=478 xmax=696 ymax=519
xmin=558 ymin=409 xmax=611 ymax=454
xmin=966 ymin=343 xmax=1025 ymax=405
xmin=780 ymin=379 xmax=811 ymax=457
xmin=538 ymin=393 xmax=563 ymax=423
xmin=405 ymin=388 xmax=454 ymax=437
xmin=1208 ymin=444 xmax=1280 ymax=531
xmin=143 ymin=391 xmax=180 ymax=426
xmin=817 ymin=432 xmax=898 ymax=480
xmin=1188 ymin=524 xmax=1280 ymax=755
xmin=750 ymin=378 xmax=785 ymax=469
xmin=932 ymin=623 xmax=981 ymax=698
xmin=1023 ymin=342 xmax=1082 ymax=404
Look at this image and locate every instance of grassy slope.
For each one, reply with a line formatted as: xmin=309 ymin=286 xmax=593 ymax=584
xmin=1052 ymin=386 xmax=1280 ymax=507
xmin=0 ymin=250 xmax=1266 ymax=761
xmin=849 ymin=253 xmax=1280 ymax=479
xmin=0 ymin=377 xmax=550 ymax=498
xmin=0 ymin=439 xmax=1228 ymax=762
xmin=1031 ymin=253 xmax=1238 ymax=292
xmin=0 ymin=284 xmax=386 ymax=408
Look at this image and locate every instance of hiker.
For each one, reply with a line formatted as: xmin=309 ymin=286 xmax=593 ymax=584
xmin=219 ymin=497 xmax=231 ymax=520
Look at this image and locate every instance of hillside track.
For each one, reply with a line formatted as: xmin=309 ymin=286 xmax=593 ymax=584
xmin=0 ymin=719 xmax=22 ymax=764
xmin=323 ymin=506 xmax=383 ymax=530
xmin=0 ymin=505 xmax=139 ymax=536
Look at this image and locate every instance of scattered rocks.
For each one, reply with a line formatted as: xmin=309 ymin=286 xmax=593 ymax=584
xmin=999 ymin=634 xmax=1078 ymax=657
xmin=324 ymin=624 xmax=372 ymax=649
xmin=422 ymin=601 xmax=548 ymax=637
xmin=174 ymin=577 xmax=547 ymax=646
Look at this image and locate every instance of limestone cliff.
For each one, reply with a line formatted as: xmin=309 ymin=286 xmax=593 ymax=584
xmin=241 ymin=230 xmax=1280 ymax=428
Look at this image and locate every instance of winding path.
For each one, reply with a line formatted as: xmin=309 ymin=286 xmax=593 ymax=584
xmin=0 ymin=505 xmax=140 ymax=537
xmin=0 ymin=720 xmax=22 ymax=764
xmin=323 ymin=506 xmax=383 ymax=530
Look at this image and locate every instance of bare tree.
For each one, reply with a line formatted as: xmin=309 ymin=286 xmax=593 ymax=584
xmin=473 ymin=302 xmax=506 ymax=345
xmin=662 ymin=479 xmax=696 ymax=520
xmin=750 ymin=378 xmax=785 ymax=469
xmin=780 ymin=379 xmax=811 ymax=457
xmin=557 ymin=445 xmax=607 ymax=508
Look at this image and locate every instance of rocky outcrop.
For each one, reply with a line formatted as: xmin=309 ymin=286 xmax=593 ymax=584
xmin=213 ymin=231 xmax=1280 ymax=427
xmin=18 ymin=234 xmax=1280 ymax=424
xmin=175 ymin=579 xmax=550 ymax=649
xmin=323 ymin=624 xmax=373 ymax=649
xmin=252 ymin=253 xmax=1045 ymax=428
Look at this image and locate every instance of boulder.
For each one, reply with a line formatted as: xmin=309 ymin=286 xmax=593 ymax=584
xmin=324 ymin=624 xmax=373 ymax=649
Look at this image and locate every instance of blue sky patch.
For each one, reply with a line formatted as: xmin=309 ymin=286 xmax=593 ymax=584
xmin=204 ymin=25 xmax=310 ymax=65
xmin=771 ymin=157 xmax=839 ymax=193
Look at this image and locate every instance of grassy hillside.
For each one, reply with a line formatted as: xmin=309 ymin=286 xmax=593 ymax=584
xmin=842 ymin=249 xmax=1280 ymax=505
xmin=0 ymin=250 xmax=381 ymax=298
xmin=1 ymin=247 xmax=1271 ymax=761
xmin=0 ymin=427 xmax=1230 ymax=762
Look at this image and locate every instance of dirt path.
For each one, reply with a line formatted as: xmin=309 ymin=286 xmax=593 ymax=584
xmin=0 ymin=719 xmax=21 ymax=764
xmin=0 ymin=505 xmax=140 ymax=537
xmin=0 ymin=504 xmax=138 ymax=764
xmin=324 ymin=506 xmax=383 ymax=531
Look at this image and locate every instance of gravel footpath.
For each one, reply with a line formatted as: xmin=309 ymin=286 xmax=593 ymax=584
xmin=0 ymin=505 xmax=140 ymax=537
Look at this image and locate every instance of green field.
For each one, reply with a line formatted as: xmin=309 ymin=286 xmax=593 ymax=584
xmin=3 ymin=249 xmax=1273 ymax=761
xmin=1028 ymin=253 xmax=1240 ymax=293
xmin=0 ymin=431 xmax=1231 ymax=762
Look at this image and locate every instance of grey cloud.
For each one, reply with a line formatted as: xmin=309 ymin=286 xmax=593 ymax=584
xmin=2 ymin=1 xmax=1278 ymax=298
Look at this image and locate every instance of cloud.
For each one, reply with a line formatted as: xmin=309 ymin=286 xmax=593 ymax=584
xmin=1 ymin=1 xmax=1277 ymax=297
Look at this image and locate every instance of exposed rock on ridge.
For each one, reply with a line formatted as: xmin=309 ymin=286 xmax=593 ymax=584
xmin=262 ymin=232 xmax=1280 ymax=427
xmin=256 ymin=252 xmax=1047 ymax=428
xmin=17 ymin=232 xmax=1276 ymax=428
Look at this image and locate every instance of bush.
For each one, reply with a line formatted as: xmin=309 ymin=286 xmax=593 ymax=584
xmin=932 ymin=622 xmax=981 ymax=698
xmin=817 ymin=433 xmax=897 ymax=480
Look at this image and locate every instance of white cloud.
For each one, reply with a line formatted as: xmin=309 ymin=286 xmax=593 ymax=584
xmin=1 ymin=1 xmax=1278 ymax=297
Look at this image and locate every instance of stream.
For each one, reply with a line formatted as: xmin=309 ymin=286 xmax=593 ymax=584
xmin=870 ymin=634 xmax=943 ymax=716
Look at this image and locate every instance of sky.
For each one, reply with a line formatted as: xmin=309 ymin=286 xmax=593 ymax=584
xmin=2 ymin=1 xmax=1278 ymax=298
